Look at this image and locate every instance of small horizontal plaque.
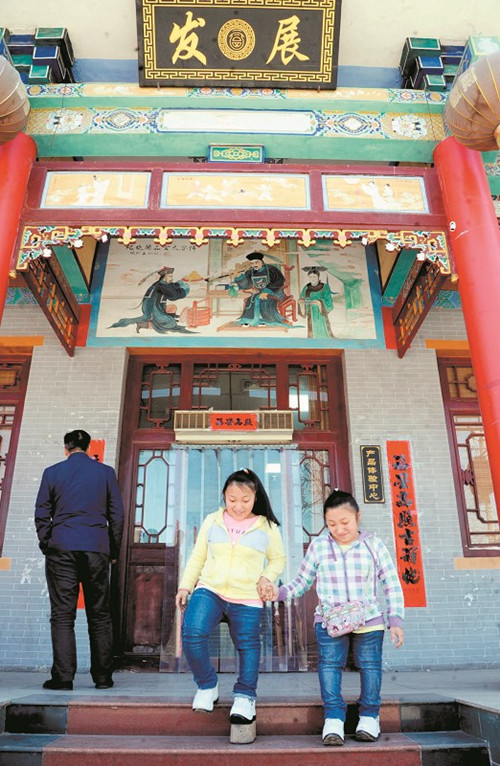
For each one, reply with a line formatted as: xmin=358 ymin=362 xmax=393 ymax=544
xmin=209 ymin=412 xmax=258 ymax=430
xmin=209 ymin=145 xmax=264 ymax=163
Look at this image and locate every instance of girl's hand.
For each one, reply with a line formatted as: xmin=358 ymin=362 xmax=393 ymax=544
xmin=175 ymin=589 xmax=190 ymax=610
xmin=269 ymin=584 xmax=279 ymax=601
xmin=390 ymin=626 xmax=404 ymax=648
xmin=257 ymin=576 xmax=274 ymax=601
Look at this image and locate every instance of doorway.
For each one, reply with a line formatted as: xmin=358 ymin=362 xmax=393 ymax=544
xmin=117 ymin=352 xmax=350 ymax=671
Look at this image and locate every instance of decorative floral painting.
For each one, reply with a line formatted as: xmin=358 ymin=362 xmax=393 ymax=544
xmin=88 ymin=237 xmax=384 ymax=348
xmin=322 ymin=175 xmax=428 ymax=213
xmin=41 ymin=172 xmax=151 ymax=208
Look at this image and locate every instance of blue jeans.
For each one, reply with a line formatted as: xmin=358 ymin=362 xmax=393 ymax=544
xmin=314 ymin=623 xmax=384 ymax=721
xmin=181 ymin=588 xmax=262 ymax=699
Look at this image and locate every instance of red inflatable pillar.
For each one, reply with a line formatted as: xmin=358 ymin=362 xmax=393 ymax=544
xmin=0 ymin=133 xmax=37 ymax=324
xmin=434 ymin=136 xmax=500 ymax=523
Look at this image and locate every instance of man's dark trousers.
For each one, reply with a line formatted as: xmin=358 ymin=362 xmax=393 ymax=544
xmin=45 ymin=550 xmax=113 ymax=684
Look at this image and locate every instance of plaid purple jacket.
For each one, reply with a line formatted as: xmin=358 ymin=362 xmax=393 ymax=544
xmin=278 ymin=529 xmax=404 ymax=628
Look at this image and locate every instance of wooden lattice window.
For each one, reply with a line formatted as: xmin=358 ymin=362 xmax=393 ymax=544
xmin=138 ymin=364 xmax=182 ymax=429
xmin=288 ymin=364 xmax=330 ymax=430
xmin=298 ymin=448 xmax=331 ymax=542
xmin=192 ymin=363 xmax=277 ymax=411
xmin=0 ymin=357 xmax=31 ymax=553
xmin=438 ymin=358 xmax=500 ymax=555
xmin=133 ymin=448 xmax=175 ymax=544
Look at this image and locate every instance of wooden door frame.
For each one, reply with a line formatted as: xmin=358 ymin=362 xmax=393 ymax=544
xmin=0 ymin=354 xmax=32 ymax=554
xmin=116 ymin=348 xmax=351 ymax=660
xmin=437 ymin=354 xmax=499 ymax=557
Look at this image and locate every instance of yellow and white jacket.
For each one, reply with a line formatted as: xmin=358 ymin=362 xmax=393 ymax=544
xmin=178 ymin=508 xmax=286 ymax=601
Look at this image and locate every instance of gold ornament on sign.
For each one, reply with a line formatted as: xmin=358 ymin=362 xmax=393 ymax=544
xmin=0 ymin=56 xmax=30 ymax=145
xmin=444 ymin=50 xmax=500 ymax=151
xmin=218 ymin=20 xmax=256 ymax=61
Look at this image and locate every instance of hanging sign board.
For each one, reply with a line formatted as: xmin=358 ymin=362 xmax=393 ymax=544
xmin=360 ymin=445 xmax=385 ymax=503
xmin=136 ymin=0 xmax=342 ymax=89
xmin=209 ymin=412 xmax=258 ymax=430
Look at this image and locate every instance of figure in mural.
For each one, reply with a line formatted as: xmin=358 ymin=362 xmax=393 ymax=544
xmin=298 ymin=266 xmax=338 ymax=338
xmin=232 ymin=252 xmax=291 ymax=327
xmin=109 ymin=266 xmax=194 ymax=334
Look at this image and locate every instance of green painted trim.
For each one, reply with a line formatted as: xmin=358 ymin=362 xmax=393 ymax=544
xmin=26 ymin=83 xmax=447 ymax=112
xmin=382 ymin=249 xmax=418 ymax=306
xmin=31 ymin=133 xmax=441 ymax=162
xmin=489 ymin=177 xmax=500 ymax=194
xmin=53 ymin=245 xmax=90 ymax=302
xmin=27 ymin=96 xmax=446 ymax=114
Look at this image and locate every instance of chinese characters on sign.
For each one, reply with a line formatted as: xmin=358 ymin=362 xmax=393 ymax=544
xmin=386 ymin=440 xmax=427 ymax=607
xmin=209 ymin=412 xmax=258 ymax=431
xmin=360 ymin=446 xmax=385 ymax=503
xmin=136 ymin=0 xmax=341 ymax=88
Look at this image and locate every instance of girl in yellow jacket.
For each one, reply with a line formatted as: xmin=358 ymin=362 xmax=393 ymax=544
xmin=175 ymin=468 xmax=286 ymax=725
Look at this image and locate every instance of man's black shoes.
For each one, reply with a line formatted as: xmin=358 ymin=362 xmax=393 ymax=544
xmin=42 ymin=679 xmax=73 ymax=690
xmin=95 ymin=678 xmax=114 ymax=689
xmin=42 ymin=677 xmax=114 ymax=690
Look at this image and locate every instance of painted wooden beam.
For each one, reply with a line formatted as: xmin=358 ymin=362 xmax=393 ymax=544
xmin=24 ymin=83 xmax=500 ymax=189
xmin=26 ymin=83 xmax=445 ymax=161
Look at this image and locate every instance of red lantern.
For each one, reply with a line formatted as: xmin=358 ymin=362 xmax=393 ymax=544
xmin=0 ymin=56 xmax=30 ymax=146
xmin=444 ymin=51 xmax=500 ymax=152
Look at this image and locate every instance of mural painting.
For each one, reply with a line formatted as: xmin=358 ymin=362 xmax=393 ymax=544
xmin=88 ymin=237 xmax=383 ymax=348
xmin=41 ymin=172 xmax=151 ymax=208
xmin=161 ymin=172 xmax=310 ymax=209
xmin=322 ymin=175 xmax=428 ymax=213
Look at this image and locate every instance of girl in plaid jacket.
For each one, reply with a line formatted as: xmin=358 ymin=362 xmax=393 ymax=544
xmin=270 ymin=489 xmax=404 ymax=746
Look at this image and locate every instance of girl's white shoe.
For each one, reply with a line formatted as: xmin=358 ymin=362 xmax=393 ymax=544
xmin=322 ymin=718 xmax=345 ymax=745
xmin=230 ymin=696 xmax=256 ymax=723
xmin=355 ymin=715 xmax=380 ymax=741
xmin=192 ymin=684 xmax=219 ymax=712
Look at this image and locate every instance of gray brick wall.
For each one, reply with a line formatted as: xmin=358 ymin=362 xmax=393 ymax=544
xmin=0 ymin=303 xmax=499 ymax=671
xmin=345 ymin=308 xmax=500 ymax=669
xmin=0 ymin=306 xmax=127 ymax=671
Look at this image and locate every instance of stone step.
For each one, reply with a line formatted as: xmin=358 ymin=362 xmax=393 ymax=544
xmin=0 ymin=731 xmax=491 ymax=766
xmin=4 ymin=697 xmax=460 ymax=737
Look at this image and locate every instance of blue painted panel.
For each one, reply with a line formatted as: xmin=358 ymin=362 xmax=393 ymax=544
xmin=71 ymin=58 xmax=402 ymax=89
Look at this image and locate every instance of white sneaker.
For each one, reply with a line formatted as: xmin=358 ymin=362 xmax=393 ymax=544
xmin=355 ymin=715 xmax=380 ymax=741
xmin=230 ymin=696 xmax=256 ymax=724
xmin=322 ymin=718 xmax=344 ymax=746
xmin=192 ymin=684 xmax=219 ymax=712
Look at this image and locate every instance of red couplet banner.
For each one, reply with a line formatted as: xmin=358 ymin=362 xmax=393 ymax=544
xmin=78 ymin=438 xmax=106 ymax=609
xmin=89 ymin=439 xmax=106 ymax=463
xmin=386 ymin=440 xmax=427 ymax=607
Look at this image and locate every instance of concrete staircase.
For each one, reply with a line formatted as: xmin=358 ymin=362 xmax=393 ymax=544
xmin=0 ymin=695 xmax=492 ymax=765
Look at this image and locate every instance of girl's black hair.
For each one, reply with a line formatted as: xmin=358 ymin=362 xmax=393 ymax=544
xmin=222 ymin=468 xmax=280 ymax=526
xmin=323 ymin=489 xmax=359 ymax=516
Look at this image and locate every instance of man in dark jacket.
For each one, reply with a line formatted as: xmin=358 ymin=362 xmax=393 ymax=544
xmin=35 ymin=429 xmax=124 ymax=690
